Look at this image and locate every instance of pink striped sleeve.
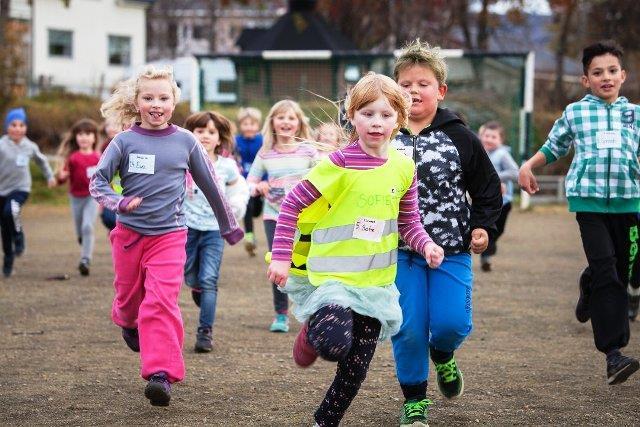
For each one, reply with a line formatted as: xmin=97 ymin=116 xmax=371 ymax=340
xmin=398 ymin=173 xmax=432 ymax=254
xmin=272 ymin=180 xmax=322 ymax=261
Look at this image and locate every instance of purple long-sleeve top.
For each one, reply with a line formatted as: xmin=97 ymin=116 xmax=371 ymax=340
xmin=89 ymin=123 xmax=243 ymax=243
xmin=272 ymin=141 xmax=433 ymax=261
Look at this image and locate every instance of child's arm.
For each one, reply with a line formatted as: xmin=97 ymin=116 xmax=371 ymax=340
xmin=498 ymin=151 xmax=519 ymax=184
xmin=246 ymin=154 xmax=269 ymax=196
xmin=89 ymin=140 xmax=131 ymax=212
xmin=189 ymin=144 xmax=243 ymax=245
xmin=31 ymin=142 xmax=56 ymax=188
xmin=398 ymin=174 xmax=444 ymax=268
xmin=519 ymin=111 xmax=573 ymax=194
xmin=267 ymin=180 xmax=322 ymax=286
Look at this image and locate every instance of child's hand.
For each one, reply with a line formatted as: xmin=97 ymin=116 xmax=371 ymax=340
xmin=500 ymin=183 xmax=507 ymax=195
xmin=518 ymin=164 xmax=539 ymax=194
xmin=57 ymin=169 xmax=69 ymax=182
xmin=470 ymin=228 xmax=489 ymax=254
xmin=256 ymin=181 xmax=270 ymax=197
xmin=47 ymin=177 xmax=57 ymax=188
xmin=267 ymin=260 xmax=290 ymax=287
xmin=424 ymin=242 xmax=444 ymax=269
xmin=119 ymin=196 xmax=143 ymax=213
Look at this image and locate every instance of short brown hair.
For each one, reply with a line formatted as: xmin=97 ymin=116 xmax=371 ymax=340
xmin=479 ymin=120 xmax=505 ymax=142
xmin=184 ymin=111 xmax=236 ymax=155
xmin=394 ymin=39 xmax=448 ymax=86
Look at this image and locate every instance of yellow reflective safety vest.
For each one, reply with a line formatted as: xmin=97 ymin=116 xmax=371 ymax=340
xmin=304 ymin=146 xmax=415 ymax=287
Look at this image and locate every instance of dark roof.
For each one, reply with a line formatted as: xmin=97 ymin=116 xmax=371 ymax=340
xmin=237 ymin=10 xmax=356 ymax=51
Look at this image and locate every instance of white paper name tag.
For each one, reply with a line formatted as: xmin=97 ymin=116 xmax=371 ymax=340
xmin=353 ymin=217 xmax=384 ymax=242
xmin=128 ymin=154 xmax=155 ymax=174
xmin=86 ymin=166 xmax=97 ymax=178
xmin=15 ymin=154 xmax=28 ymax=167
xmin=596 ymin=131 xmax=622 ymax=149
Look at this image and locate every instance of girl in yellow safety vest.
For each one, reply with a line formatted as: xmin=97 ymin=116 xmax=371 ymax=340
xmin=267 ymin=72 xmax=444 ymax=427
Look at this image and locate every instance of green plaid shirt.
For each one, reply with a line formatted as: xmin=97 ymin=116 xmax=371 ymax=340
xmin=540 ymin=94 xmax=640 ymax=212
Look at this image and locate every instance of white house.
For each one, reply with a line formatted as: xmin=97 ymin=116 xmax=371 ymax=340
xmin=31 ymin=0 xmax=153 ymax=97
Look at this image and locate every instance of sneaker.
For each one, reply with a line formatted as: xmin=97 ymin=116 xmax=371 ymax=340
xmin=194 ymin=327 xmax=213 ymax=353
xmin=607 ymin=352 xmax=640 ymax=385
xmin=191 ymin=289 xmax=202 ymax=308
xmin=269 ymin=314 xmax=289 ymax=333
xmin=121 ymin=327 xmax=140 ymax=352
xmin=2 ymin=256 xmax=13 ymax=278
xmin=78 ymin=258 xmax=90 ymax=276
xmin=244 ymin=232 xmax=256 ymax=257
xmin=433 ymin=356 xmax=464 ymax=399
xmin=144 ymin=372 xmax=171 ymax=406
xmin=575 ymin=267 xmax=591 ymax=323
xmin=293 ymin=322 xmax=317 ymax=367
xmin=629 ymin=286 xmax=640 ymax=322
xmin=399 ymin=398 xmax=432 ymax=427
xmin=14 ymin=232 xmax=24 ymax=257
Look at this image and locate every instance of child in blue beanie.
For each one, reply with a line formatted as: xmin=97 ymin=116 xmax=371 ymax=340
xmin=0 ymin=107 xmax=56 ymax=277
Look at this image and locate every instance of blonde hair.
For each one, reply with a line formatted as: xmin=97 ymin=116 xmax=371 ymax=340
xmin=394 ymin=39 xmax=448 ymax=86
xmin=237 ymin=107 xmax=262 ymax=124
xmin=314 ymin=122 xmax=344 ymax=151
xmin=344 ymin=72 xmax=410 ymax=141
xmin=100 ymin=65 xmax=181 ymax=130
xmin=261 ymin=99 xmax=311 ymax=151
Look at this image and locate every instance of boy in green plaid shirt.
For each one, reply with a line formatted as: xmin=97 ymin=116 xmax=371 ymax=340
xmin=520 ymin=40 xmax=639 ymax=385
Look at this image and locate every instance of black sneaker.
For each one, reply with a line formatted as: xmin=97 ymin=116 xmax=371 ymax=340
xmin=145 ymin=372 xmax=171 ymax=406
xmin=575 ymin=268 xmax=591 ymax=323
xmin=2 ymin=256 xmax=13 ymax=278
xmin=629 ymin=290 xmax=640 ymax=322
xmin=121 ymin=327 xmax=140 ymax=352
xmin=481 ymin=261 xmax=492 ymax=272
xmin=191 ymin=289 xmax=202 ymax=308
xmin=194 ymin=327 xmax=213 ymax=353
xmin=78 ymin=258 xmax=90 ymax=276
xmin=607 ymin=352 xmax=639 ymax=385
xmin=14 ymin=232 xmax=24 ymax=257
xmin=433 ymin=355 xmax=464 ymax=399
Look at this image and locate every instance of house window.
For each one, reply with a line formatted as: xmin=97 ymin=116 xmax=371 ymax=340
xmin=193 ymin=25 xmax=206 ymax=40
xmin=48 ymin=29 xmax=72 ymax=57
xmin=108 ymin=35 xmax=131 ymax=66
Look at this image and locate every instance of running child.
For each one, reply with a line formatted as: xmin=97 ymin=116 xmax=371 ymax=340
xmin=235 ymin=107 xmax=264 ymax=256
xmin=267 ymin=72 xmax=444 ymax=427
xmin=313 ymin=122 xmax=343 ymax=157
xmin=55 ymin=118 xmax=101 ymax=276
xmin=519 ymin=40 xmax=640 ymax=385
xmin=183 ymin=110 xmax=248 ymax=353
xmin=0 ymin=107 xmax=56 ymax=277
xmin=247 ymin=99 xmax=316 ymax=333
xmin=478 ymin=120 xmax=519 ymax=272
xmin=391 ymin=40 xmax=502 ymax=426
xmin=90 ymin=65 xmax=243 ymax=406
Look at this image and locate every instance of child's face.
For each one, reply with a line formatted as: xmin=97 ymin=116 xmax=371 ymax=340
xmin=272 ymin=108 xmax=300 ymax=142
xmin=239 ymin=118 xmax=260 ymax=139
xmin=397 ymin=65 xmax=447 ymax=125
xmin=135 ymin=79 xmax=176 ymax=129
xmin=192 ymin=120 xmax=220 ymax=153
xmin=76 ymin=131 xmax=96 ymax=150
xmin=7 ymin=120 xmax=27 ymax=142
xmin=480 ymin=128 xmax=502 ymax=152
xmin=105 ymin=121 xmax=119 ymax=139
xmin=318 ymin=125 xmax=340 ymax=147
xmin=351 ymin=95 xmax=398 ymax=151
xmin=582 ymin=53 xmax=626 ymax=104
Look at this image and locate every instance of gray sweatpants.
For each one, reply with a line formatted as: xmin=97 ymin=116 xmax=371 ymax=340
xmin=69 ymin=195 xmax=98 ymax=261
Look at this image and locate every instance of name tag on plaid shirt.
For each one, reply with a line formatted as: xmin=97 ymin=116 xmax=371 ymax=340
xmin=596 ymin=131 xmax=622 ymax=149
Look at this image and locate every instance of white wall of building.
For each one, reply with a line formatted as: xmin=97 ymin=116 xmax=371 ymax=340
xmin=32 ymin=0 xmax=149 ymax=97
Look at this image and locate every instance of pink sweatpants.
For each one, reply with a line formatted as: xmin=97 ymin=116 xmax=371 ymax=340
xmin=109 ymin=222 xmax=188 ymax=383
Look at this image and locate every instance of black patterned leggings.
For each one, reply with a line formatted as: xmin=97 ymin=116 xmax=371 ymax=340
xmin=308 ymin=304 xmax=381 ymax=427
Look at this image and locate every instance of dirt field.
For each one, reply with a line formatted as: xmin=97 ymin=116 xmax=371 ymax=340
xmin=1 ymin=205 xmax=638 ymax=426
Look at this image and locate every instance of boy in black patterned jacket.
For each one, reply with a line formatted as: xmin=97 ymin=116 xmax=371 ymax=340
xmin=390 ymin=40 xmax=502 ymax=427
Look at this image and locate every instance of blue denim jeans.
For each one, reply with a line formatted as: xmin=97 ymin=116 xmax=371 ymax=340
xmin=184 ymin=228 xmax=224 ymax=330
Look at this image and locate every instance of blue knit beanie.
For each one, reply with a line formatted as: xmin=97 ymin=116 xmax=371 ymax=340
xmin=5 ymin=107 xmax=27 ymax=131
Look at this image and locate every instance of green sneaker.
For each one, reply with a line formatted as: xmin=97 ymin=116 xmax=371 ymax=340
xmin=433 ymin=356 xmax=464 ymax=399
xmin=269 ymin=314 xmax=289 ymax=332
xmin=399 ymin=398 xmax=432 ymax=426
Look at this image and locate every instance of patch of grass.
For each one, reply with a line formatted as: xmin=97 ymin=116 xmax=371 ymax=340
xmin=29 ymin=162 xmax=68 ymax=205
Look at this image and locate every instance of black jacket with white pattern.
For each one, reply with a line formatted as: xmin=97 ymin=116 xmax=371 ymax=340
xmin=391 ymin=108 xmax=503 ymax=255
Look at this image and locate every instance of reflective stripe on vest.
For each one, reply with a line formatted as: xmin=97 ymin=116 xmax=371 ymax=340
xmin=312 ymin=219 xmax=398 ymax=244
xmin=308 ymin=249 xmax=397 ymax=273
